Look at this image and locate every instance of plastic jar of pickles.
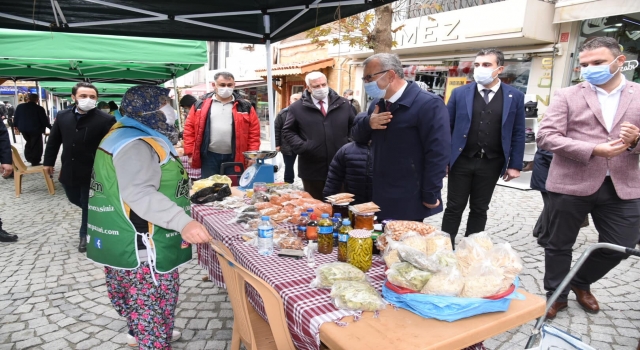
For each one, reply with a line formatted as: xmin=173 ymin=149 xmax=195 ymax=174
xmin=354 ymin=212 xmax=375 ymax=230
xmin=347 ymin=229 xmax=373 ymax=272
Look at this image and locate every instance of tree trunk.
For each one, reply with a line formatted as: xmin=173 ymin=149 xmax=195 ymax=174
xmin=373 ymin=4 xmax=393 ymax=54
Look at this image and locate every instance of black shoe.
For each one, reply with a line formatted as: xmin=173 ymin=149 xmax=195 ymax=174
xmin=0 ymin=229 xmax=18 ymax=242
xmin=78 ymin=236 xmax=87 ymax=253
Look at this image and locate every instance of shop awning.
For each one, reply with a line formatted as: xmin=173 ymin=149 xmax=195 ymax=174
xmin=0 ymin=1 xmax=394 ymax=44
xmin=0 ymin=29 xmax=207 ymax=84
xmin=553 ymin=0 xmax=640 ymax=23
xmin=256 ymin=58 xmax=335 ymax=77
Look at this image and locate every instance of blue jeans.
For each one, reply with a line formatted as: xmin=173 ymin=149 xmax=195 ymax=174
xmin=62 ymin=183 xmax=90 ymax=238
xmin=200 ymin=151 xmax=234 ymax=179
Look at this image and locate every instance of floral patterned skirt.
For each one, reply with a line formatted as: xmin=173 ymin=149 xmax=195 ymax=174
xmin=105 ymin=262 xmax=180 ymax=350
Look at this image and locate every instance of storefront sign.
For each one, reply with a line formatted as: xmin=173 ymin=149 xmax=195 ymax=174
xmin=560 ymin=32 xmax=570 ymax=42
xmin=622 ymin=60 xmax=639 ymax=72
xmin=444 ymin=77 xmax=467 ymax=105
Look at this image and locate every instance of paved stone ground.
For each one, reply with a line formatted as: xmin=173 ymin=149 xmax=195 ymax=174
xmin=1 ymin=136 xmax=639 ymax=349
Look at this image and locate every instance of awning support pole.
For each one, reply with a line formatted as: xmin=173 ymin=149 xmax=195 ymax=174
xmin=11 ymin=79 xmax=17 ymax=143
xmin=264 ymin=14 xmax=276 ymax=150
xmin=172 ymin=74 xmax=182 ymax=132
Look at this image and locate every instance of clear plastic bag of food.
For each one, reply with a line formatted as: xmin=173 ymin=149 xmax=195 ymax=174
xmin=466 ymin=231 xmax=494 ymax=251
xmin=309 ymin=262 xmax=367 ymax=288
xmin=490 ymin=242 xmax=523 ymax=289
xmin=384 ymin=221 xmax=436 ymax=240
xmin=398 ymin=233 xmax=428 ymax=254
xmin=228 ymin=211 xmax=261 ymax=225
xmin=460 ymin=261 xmax=506 ymax=298
xmin=330 ymin=281 xmax=386 ymax=312
xmin=383 ymin=245 xmax=401 ymax=268
xmin=424 ymin=231 xmax=453 ymax=256
xmin=241 ymin=231 xmax=258 ymax=246
xmin=278 ymin=236 xmax=303 ymax=250
xmin=385 ymin=262 xmax=432 ymax=291
xmin=260 ymin=207 xmax=280 ymax=216
xmin=420 ymin=266 xmax=465 ymax=297
xmin=455 ymin=237 xmax=489 ymax=276
xmin=396 ymin=242 xmax=431 ymax=271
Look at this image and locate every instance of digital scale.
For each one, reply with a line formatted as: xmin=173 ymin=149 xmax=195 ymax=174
xmin=238 ymin=151 xmax=278 ymax=190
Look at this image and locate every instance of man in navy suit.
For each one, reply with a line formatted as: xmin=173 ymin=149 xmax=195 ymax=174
xmin=351 ymin=53 xmax=450 ymax=221
xmin=441 ymin=48 xmax=525 ymax=247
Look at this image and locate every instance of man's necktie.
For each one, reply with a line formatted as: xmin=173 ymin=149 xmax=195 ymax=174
xmin=385 ymin=100 xmax=392 ymax=111
xmin=482 ymin=89 xmax=492 ymax=104
xmin=318 ymin=100 xmax=326 ymax=116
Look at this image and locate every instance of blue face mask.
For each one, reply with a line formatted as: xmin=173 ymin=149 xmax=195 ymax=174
xmin=581 ymin=56 xmax=622 ymax=85
xmin=363 ymin=71 xmax=389 ymax=99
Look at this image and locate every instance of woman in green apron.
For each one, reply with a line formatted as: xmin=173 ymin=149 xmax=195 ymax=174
xmin=86 ymin=85 xmax=210 ymax=349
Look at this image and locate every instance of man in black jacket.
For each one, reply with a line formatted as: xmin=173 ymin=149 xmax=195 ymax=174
xmin=0 ymin=120 xmax=18 ymax=242
xmin=323 ymin=139 xmax=373 ymax=205
xmin=13 ymin=94 xmax=51 ymax=166
xmin=283 ymin=72 xmax=355 ymax=200
xmin=275 ymin=93 xmax=301 ymax=184
xmin=43 ymin=82 xmax=116 ymax=252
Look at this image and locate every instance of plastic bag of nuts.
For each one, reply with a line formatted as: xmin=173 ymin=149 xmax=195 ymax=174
xmin=278 ymin=237 xmax=303 ymax=250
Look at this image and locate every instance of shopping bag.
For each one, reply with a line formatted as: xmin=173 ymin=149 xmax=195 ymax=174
xmin=382 ymin=277 xmax=524 ymax=322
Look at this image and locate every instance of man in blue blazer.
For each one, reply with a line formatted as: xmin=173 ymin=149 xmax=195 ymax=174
xmin=441 ymin=48 xmax=525 ymax=247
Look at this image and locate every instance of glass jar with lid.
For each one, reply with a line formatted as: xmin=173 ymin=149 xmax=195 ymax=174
xmin=347 ymin=229 xmax=373 ymax=272
xmin=354 ymin=212 xmax=375 ymax=230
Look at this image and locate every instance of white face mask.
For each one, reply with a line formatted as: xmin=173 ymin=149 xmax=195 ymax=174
xmin=160 ymin=104 xmax=178 ymax=125
xmin=346 ymin=95 xmax=353 ymax=100
xmin=76 ymin=98 xmax=96 ymax=112
xmin=217 ymin=87 xmax=234 ymax=99
xmin=311 ymin=87 xmax=329 ymax=100
xmin=100 ymin=108 xmax=110 ymax=113
xmin=473 ymin=66 xmax=501 ymax=86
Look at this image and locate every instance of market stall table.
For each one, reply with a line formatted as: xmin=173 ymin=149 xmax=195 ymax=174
xmin=179 ymin=155 xmax=201 ymax=180
xmin=192 ymin=203 xmax=545 ymax=350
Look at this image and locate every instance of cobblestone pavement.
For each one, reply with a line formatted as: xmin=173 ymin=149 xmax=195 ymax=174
xmin=1 ymin=139 xmax=639 ymax=349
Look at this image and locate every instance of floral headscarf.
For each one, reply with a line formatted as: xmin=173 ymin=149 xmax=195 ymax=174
xmin=120 ymin=85 xmax=179 ymax=144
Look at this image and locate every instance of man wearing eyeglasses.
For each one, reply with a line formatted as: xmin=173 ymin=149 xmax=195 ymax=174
xmin=351 ymin=53 xmax=450 ymax=221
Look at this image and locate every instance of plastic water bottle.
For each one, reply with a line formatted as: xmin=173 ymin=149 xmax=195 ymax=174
xmin=257 ymin=216 xmax=274 ymax=256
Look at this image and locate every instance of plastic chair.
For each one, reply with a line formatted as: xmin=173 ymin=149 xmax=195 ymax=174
xmin=11 ymin=146 xmax=55 ymax=198
xmin=210 ymin=240 xmax=296 ymax=350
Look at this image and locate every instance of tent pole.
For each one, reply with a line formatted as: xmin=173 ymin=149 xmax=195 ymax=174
xmin=264 ymin=15 xmax=276 ymax=150
xmin=11 ymin=80 xmax=17 ymax=143
xmin=172 ymin=75 xmax=182 ymax=132
xmin=205 ymin=42 xmax=211 ymax=93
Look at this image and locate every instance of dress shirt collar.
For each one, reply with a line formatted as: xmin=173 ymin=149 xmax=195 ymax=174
xmin=387 ymin=80 xmax=408 ymax=103
xmin=213 ymin=95 xmax=235 ymax=105
xmin=477 ymin=79 xmax=501 ymax=94
xmin=590 ymin=76 xmax=626 ymax=96
xmin=311 ymin=95 xmax=329 ymax=108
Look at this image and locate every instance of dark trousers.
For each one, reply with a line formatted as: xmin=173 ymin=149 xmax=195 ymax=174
xmin=544 ymin=178 xmax=640 ymax=302
xmin=282 ymin=153 xmax=297 ymax=184
xmin=200 ymin=151 xmax=234 ymax=179
xmin=302 ymin=179 xmax=326 ymax=201
xmin=441 ymin=154 xmax=504 ymax=247
xmin=62 ymin=183 xmax=90 ymax=238
xmin=22 ymin=132 xmax=43 ymax=165
xmin=533 ymin=192 xmax=551 ymax=246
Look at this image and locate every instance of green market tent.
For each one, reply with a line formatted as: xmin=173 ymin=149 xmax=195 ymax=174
xmin=0 ymin=29 xmax=207 ymax=84
xmin=40 ymin=81 xmax=136 ymax=97
xmin=0 ymin=0 xmax=396 ymax=146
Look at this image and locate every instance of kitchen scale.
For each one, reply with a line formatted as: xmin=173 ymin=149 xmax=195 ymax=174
xmin=238 ymin=151 xmax=278 ymax=190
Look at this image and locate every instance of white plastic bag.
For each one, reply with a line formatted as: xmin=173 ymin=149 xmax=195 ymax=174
xmin=330 ymin=281 xmax=386 ymax=312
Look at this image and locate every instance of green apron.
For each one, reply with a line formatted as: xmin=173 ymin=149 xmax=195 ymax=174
xmin=86 ymin=124 xmax=192 ymax=273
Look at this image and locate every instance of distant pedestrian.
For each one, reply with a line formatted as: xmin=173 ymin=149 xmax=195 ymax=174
xmin=274 ymin=93 xmax=301 ymax=184
xmin=179 ymin=94 xmax=197 ymax=121
xmin=0 ymin=119 xmax=18 ymax=242
xmin=97 ymin=101 xmax=111 ymax=114
xmin=43 ymin=82 xmax=115 ymax=253
xmin=343 ymin=89 xmax=361 ymax=114
xmin=13 ymin=94 xmax=52 ymax=166
xmin=283 ymin=71 xmax=355 ymax=199
xmin=108 ymin=101 xmax=118 ymax=116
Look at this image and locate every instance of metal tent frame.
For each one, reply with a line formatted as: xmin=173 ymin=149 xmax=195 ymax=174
xmin=0 ymin=0 xmax=395 ymax=147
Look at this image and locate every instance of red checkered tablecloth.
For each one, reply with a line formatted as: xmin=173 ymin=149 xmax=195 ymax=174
xmin=192 ymin=205 xmax=386 ymax=350
xmin=179 ymin=155 xmax=202 ymax=179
